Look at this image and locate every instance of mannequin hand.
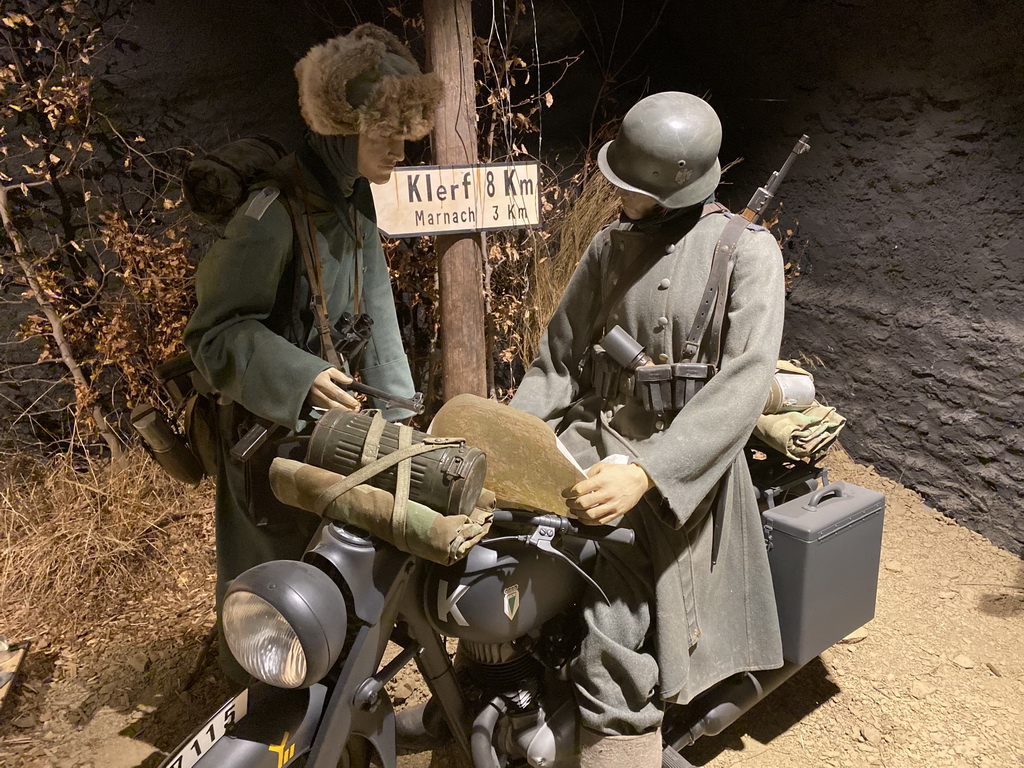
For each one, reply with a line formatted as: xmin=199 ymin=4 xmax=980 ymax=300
xmin=566 ymin=462 xmax=654 ymax=525
xmin=308 ymin=368 xmax=361 ymax=411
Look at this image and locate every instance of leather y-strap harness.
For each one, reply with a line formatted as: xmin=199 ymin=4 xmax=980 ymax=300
xmin=275 ymin=151 xmax=374 ymax=371
xmin=590 ymin=202 xmax=748 ymax=370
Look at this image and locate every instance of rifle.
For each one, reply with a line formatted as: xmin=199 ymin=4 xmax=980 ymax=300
xmin=740 ymin=134 xmax=811 ymax=225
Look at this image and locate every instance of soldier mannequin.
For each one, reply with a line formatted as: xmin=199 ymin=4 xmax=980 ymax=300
xmin=510 ymin=92 xmax=786 ymax=766
xmin=185 ymin=24 xmax=442 ymax=683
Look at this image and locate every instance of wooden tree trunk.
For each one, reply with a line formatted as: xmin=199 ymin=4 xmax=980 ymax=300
xmin=0 ymin=184 xmax=124 ymax=459
xmin=423 ymin=0 xmax=487 ymax=400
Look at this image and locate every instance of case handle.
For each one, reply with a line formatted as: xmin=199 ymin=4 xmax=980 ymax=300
xmin=802 ymin=481 xmax=846 ymax=511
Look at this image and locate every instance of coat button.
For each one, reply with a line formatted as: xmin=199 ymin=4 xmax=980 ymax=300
xmin=659 ymin=278 xmax=671 ymax=289
xmin=665 ymin=243 xmax=676 ymax=253
xmin=617 ymin=242 xmax=625 ymax=252
xmin=658 ymin=353 xmax=669 ymax=363
xmin=658 ymin=316 xmax=669 ymax=327
xmin=655 ymin=419 xmax=666 ymax=430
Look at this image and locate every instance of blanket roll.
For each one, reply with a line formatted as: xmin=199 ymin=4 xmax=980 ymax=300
xmin=270 ymin=458 xmax=492 ymax=565
xmin=753 ymin=401 xmax=846 ymax=460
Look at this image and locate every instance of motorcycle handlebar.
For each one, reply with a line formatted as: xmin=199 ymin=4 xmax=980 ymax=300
xmin=490 ymin=509 xmax=635 ymax=546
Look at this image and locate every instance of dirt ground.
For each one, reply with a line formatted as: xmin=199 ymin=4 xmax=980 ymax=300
xmin=0 ymin=447 xmax=1021 ymax=768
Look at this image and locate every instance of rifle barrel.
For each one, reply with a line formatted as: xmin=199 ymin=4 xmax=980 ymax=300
xmin=767 ymin=134 xmax=811 ymax=196
xmin=741 ymin=134 xmax=811 ymax=225
xmin=348 ymin=380 xmax=425 ymax=414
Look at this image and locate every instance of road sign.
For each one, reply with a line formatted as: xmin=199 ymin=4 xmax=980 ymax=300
xmin=371 ymin=162 xmax=541 ymax=238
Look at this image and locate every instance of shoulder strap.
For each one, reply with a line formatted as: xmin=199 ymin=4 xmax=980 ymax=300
xmin=279 ymin=158 xmax=345 ymax=370
xmin=588 ymin=223 xmax=634 ymax=343
xmin=681 ymin=211 xmax=750 ymax=365
xmin=295 ymin=143 xmax=365 ymax=313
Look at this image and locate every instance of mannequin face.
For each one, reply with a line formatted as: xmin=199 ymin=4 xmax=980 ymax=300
xmin=615 ymin=187 xmax=660 ymax=220
xmin=357 ymin=132 xmax=406 ymax=184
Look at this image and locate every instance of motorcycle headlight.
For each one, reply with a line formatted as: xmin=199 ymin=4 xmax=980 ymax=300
xmin=223 ymin=560 xmax=347 ymax=688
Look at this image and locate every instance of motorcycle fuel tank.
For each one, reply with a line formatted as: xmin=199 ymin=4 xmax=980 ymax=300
xmin=423 ymin=537 xmax=588 ymax=643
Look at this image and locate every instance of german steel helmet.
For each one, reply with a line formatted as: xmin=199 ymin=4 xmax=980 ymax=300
xmin=598 ymin=92 xmax=722 ymax=209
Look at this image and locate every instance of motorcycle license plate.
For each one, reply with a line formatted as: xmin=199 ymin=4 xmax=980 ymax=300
xmin=163 ymin=689 xmax=249 ymax=768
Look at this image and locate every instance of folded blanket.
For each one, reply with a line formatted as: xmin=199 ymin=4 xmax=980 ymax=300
xmin=753 ymin=401 xmax=846 ymax=460
xmin=269 ymin=458 xmax=492 ymax=565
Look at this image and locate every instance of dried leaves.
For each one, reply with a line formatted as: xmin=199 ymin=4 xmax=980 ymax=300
xmin=3 ymin=0 xmax=193 ymax=446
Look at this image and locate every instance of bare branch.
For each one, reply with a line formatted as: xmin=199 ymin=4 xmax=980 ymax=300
xmin=0 ymin=181 xmax=123 ymax=458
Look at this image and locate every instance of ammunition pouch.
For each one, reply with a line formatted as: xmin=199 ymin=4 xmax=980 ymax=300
xmin=231 ymin=405 xmax=309 ymax=528
xmin=634 ymin=362 xmax=716 ymax=412
xmin=588 ymin=346 xmax=716 ymax=413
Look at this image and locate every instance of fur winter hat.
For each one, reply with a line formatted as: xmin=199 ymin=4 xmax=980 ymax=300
xmin=295 ymin=24 xmax=443 ymax=140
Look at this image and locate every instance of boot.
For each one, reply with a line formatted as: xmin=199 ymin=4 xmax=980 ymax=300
xmin=580 ymin=725 xmax=663 ymax=768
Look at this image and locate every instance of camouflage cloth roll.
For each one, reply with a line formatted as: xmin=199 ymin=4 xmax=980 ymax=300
xmin=753 ymin=401 xmax=846 ymax=460
xmin=269 ymin=458 xmax=492 ymax=565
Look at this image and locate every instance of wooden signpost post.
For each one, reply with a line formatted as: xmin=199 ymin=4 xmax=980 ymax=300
xmin=423 ymin=0 xmax=488 ymax=400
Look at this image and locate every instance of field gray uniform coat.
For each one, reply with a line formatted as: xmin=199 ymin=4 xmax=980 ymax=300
xmin=510 ymin=208 xmax=785 ymax=733
xmin=184 ymin=153 xmax=415 ymax=680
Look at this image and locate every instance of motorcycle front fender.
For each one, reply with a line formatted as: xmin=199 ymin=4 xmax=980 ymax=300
xmin=160 ymin=682 xmax=326 ymax=768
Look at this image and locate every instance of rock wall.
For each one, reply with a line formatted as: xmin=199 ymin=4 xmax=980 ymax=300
xmin=651 ymin=0 xmax=1024 ymax=552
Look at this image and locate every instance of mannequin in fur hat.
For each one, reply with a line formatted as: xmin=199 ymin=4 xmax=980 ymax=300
xmin=184 ymin=23 xmax=442 ymax=684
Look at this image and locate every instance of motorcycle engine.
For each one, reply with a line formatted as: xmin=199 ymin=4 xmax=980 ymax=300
xmin=423 ymin=536 xmax=589 ymax=644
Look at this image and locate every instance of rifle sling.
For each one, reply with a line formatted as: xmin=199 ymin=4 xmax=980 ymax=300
xmin=280 ymin=159 xmax=344 ymax=370
xmin=589 ymin=202 xmax=740 ymax=369
xmin=681 ymin=211 xmax=750 ymax=365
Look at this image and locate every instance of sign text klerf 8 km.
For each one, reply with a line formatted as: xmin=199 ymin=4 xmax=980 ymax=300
xmin=371 ymin=162 xmax=541 ymax=238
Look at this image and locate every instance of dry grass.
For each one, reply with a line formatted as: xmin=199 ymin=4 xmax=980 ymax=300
xmin=518 ymin=173 xmax=620 ymax=364
xmin=0 ymin=448 xmax=213 ymax=639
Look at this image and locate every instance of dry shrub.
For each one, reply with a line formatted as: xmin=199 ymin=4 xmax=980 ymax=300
xmin=0 ymin=448 xmax=212 ymax=637
xmin=516 ymin=172 xmax=619 ymax=365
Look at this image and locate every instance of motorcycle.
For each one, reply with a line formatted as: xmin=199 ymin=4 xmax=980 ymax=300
xmin=157 ymin=405 xmax=885 ymax=768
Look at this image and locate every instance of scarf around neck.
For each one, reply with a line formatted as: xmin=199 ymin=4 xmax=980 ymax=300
xmin=623 ymin=197 xmax=709 ymax=235
xmin=306 ymin=132 xmax=361 ymax=198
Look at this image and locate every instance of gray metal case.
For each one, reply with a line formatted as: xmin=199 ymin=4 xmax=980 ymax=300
xmin=763 ymin=481 xmax=885 ymax=665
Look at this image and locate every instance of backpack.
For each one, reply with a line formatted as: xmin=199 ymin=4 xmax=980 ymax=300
xmin=182 ymin=135 xmax=288 ymax=223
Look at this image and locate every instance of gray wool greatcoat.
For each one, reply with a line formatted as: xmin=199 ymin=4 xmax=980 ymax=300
xmin=510 ymin=209 xmax=785 ymax=721
xmin=184 ymin=157 xmax=415 ymax=681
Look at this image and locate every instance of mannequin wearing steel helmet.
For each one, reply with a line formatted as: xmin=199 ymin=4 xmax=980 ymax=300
xmin=184 ymin=24 xmax=442 ymax=683
xmin=511 ymin=92 xmax=785 ymax=766
xmin=599 ymin=91 xmax=723 ymax=209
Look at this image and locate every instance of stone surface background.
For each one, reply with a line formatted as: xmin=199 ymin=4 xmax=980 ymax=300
xmin=650 ymin=0 xmax=1023 ymax=553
